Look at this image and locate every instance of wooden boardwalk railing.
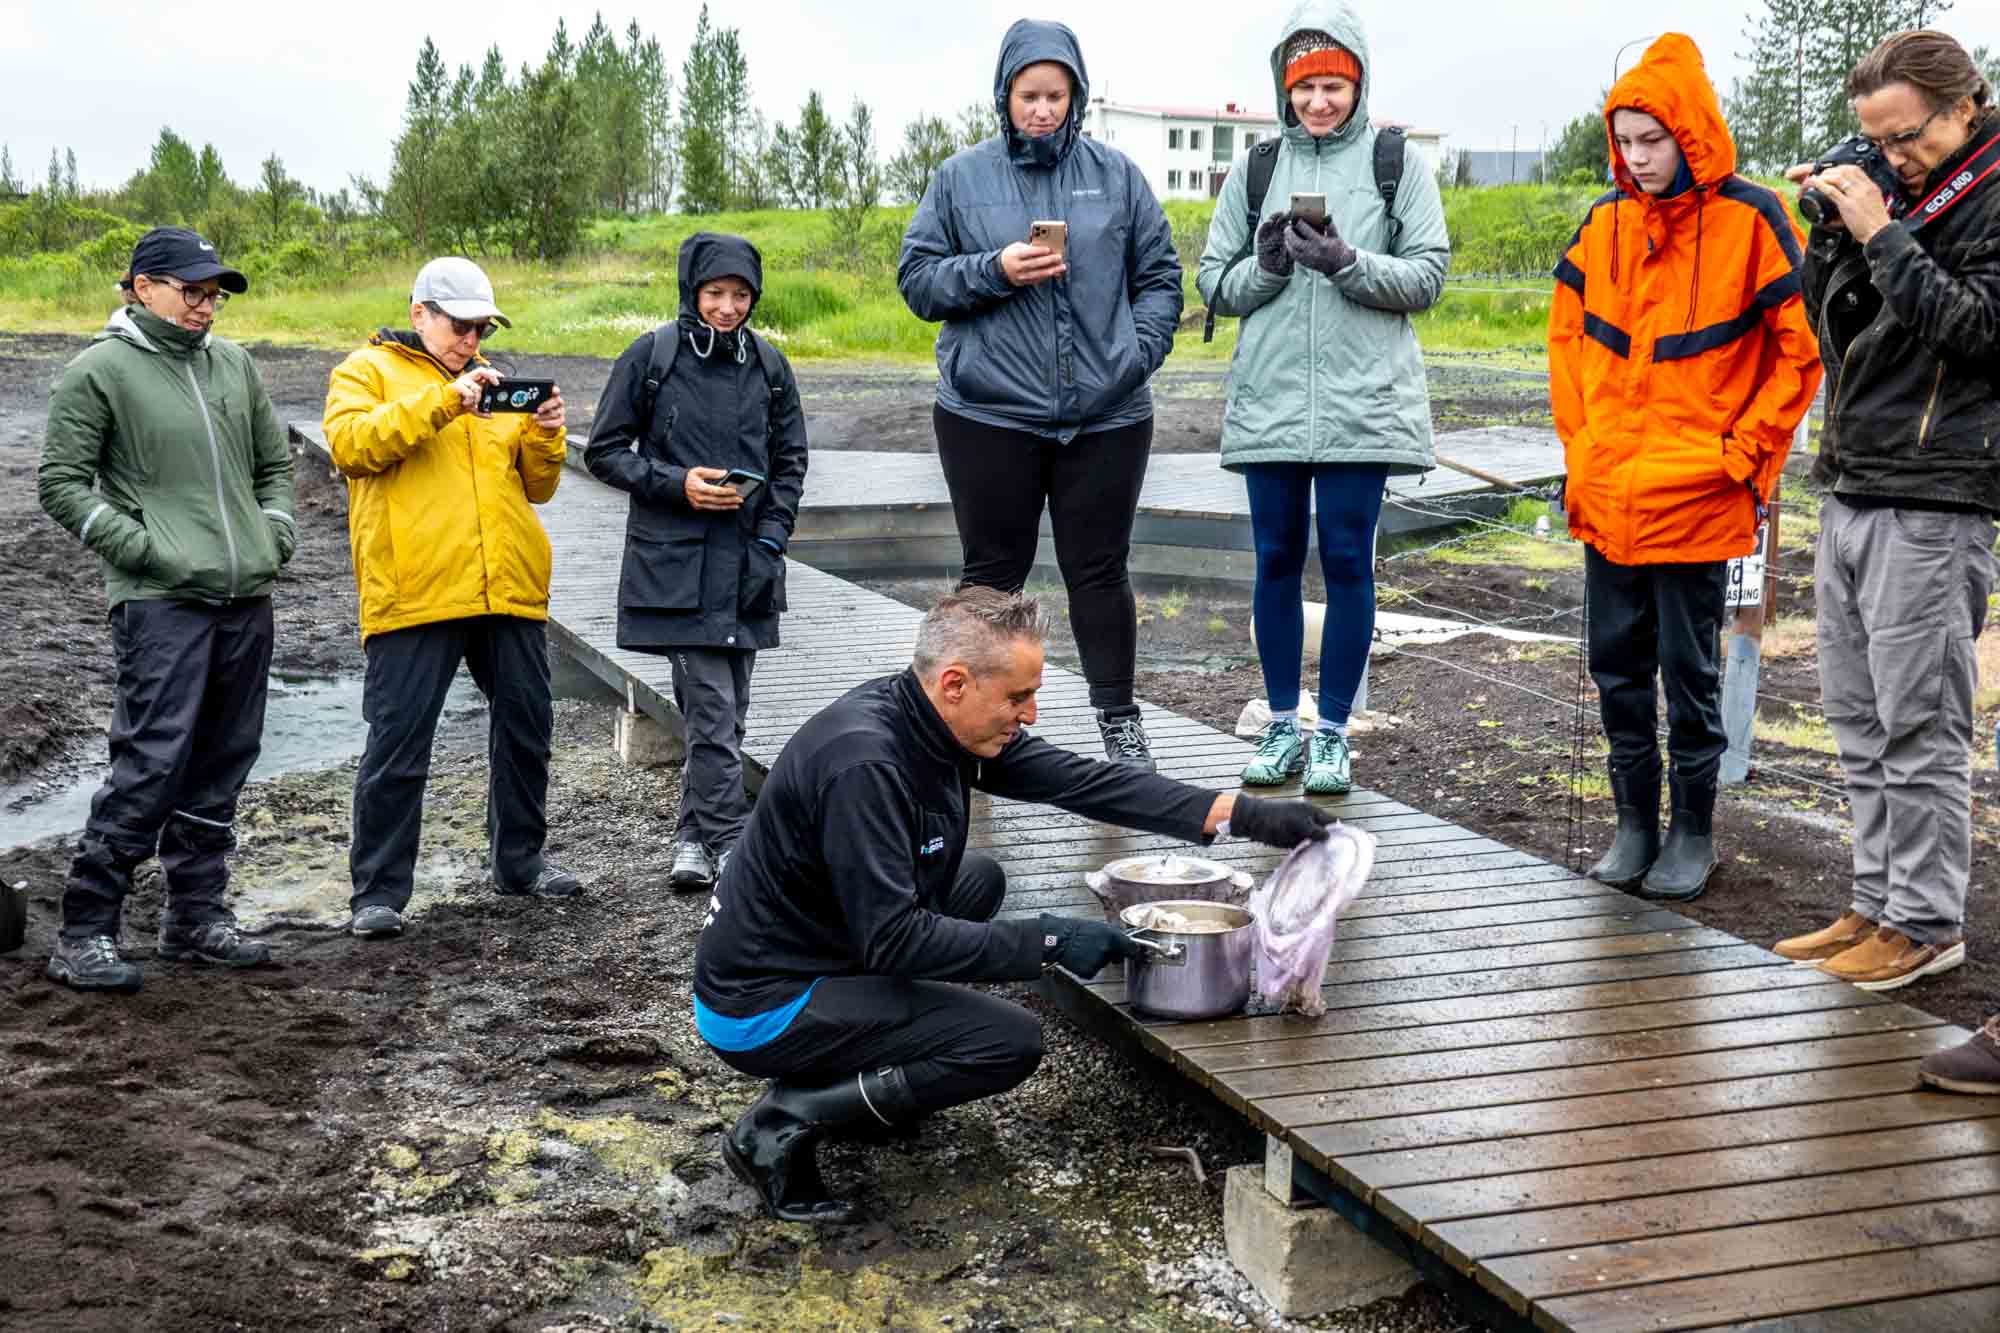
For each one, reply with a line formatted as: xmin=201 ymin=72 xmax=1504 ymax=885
xmin=290 ymin=424 xmax=1998 ymax=1331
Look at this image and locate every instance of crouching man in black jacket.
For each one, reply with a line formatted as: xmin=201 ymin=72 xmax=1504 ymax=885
xmin=694 ymin=587 xmax=1334 ymax=1223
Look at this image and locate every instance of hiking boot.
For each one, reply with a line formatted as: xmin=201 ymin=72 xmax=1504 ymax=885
xmin=1303 ymin=731 xmax=1353 ymax=795
xmin=1636 ymin=774 xmax=1716 ymax=903
xmin=1097 ymin=707 xmax=1155 ymax=771
xmin=1587 ymin=764 xmax=1659 ymax=889
xmin=670 ymin=842 xmax=715 ymax=893
xmin=349 ymin=904 xmax=405 ymax=939
xmin=498 ymin=866 xmax=582 ymax=899
xmin=47 ymin=934 xmax=143 ymax=993
xmin=1241 ymin=719 xmax=1304 ymax=786
xmin=721 ymin=1066 xmax=920 ymax=1224
xmin=1918 ymin=1014 xmax=2000 ymax=1095
xmin=1820 ymin=926 xmax=1965 ymax=992
xmin=1774 ymin=910 xmax=1877 ymax=966
xmin=158 ymin=918 xmax=270 ymax=968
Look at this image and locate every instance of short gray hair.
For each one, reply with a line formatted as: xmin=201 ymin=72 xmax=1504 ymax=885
xmin=912 ymin=587 xmax=1048 ymax=679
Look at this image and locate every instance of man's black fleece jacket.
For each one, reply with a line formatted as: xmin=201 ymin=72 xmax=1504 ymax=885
xmin=693 ymin=668 xmax=1217 ymax=1017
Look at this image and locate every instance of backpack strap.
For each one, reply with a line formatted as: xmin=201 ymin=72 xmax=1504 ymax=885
xmin=1203 ymin=139 xmax=1282 ymax=343
xmin=1373 ymin=126 xmax=1407 ymax=251
xmin=636 ymin=322 xmax=790 ymax=445
xmin=635 ymin=322 xmax=680 ymax=440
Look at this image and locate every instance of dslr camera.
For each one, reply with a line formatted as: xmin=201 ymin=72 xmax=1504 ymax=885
xmin=1798 ymin=135 xmax=1908 ymax=227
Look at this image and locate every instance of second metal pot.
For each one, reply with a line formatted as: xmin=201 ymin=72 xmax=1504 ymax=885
xmin=1118 ymin=899 xmax=1254 ymax=1021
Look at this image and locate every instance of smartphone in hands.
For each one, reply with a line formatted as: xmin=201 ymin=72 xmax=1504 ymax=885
xmin=1288 ymin=193 xmax=1328 ymax=227
xmin=722 ymin=468 xmax=766 ymax=500
xmin=1028 ymin=220 xmax=1068 ymax=261
xmin=478 ymin=378 xmax=558 ymax=413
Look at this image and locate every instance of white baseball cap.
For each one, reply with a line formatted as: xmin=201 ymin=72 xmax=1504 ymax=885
xmin=411 ymin=256 xmax=512 ymax=328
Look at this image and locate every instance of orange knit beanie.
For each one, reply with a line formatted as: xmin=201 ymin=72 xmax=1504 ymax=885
xmin=1282 ymin=31 xmax=1361 ymax=89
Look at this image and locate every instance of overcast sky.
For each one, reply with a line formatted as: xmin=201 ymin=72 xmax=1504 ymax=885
xmin=5 ymin=1 xmax=2000 ymax=195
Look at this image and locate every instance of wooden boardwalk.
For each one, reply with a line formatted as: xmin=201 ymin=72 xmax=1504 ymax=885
xmin=290 ymin=425 xmax=1997 ymax=1331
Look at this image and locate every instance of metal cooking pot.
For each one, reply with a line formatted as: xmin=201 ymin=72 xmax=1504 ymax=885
xmin=1084 ymin=853 xmax=1254 ymax=925
xmin=1119 ymin=899 xmax=1254 ymax=1021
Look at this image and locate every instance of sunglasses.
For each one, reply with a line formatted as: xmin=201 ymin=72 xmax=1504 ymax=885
xmin=423 ymin=302 xmax=496 ymax=340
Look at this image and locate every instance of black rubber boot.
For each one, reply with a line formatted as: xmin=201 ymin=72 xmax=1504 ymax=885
xmin=1638 ymin=775 xmax=1718 ymax=902
xmin=1587 ymin=764 xmax=1659 ymax=888
xmin=721 ymin=1066 xmax=919 ymax=1224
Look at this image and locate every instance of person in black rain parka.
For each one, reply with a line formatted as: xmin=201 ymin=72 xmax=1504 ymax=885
xmin=585 ymin=232 xmax=808 ymax=892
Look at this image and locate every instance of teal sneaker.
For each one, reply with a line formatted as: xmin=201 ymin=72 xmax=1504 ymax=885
xmin=1304 ymin=731 xmax=1353 ymax=795
xmin=1241 ymin=719 xmax=1305 ymax=786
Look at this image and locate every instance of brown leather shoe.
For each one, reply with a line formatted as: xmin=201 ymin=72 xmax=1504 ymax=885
xmin=1918 ymin=1015 xmax=2000 ymax=1094
xmin=1774 ymin=911 xmax=1877 ymax=965
xmin=1819 ymin=926 xmax=1966 ymax=992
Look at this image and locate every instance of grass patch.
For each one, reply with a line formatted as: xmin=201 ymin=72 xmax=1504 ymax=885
xmin=1759 ymin=706 xmax=1839 ymax=755
xmin=1426 ymin=529 xmax=1584 ymax=572
xmin=2 ymin=191 xmax=1610 ymax=362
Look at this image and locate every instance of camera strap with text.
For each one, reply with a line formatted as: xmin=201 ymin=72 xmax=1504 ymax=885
xmin=1905 ymin=127 xmax=2000 ymax=233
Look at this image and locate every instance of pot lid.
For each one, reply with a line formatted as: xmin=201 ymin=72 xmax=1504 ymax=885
xmin=1101 ymin=853 xmax=1234 ymax=884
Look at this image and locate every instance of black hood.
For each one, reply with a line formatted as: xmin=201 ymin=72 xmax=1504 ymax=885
xmin=993 ymin=19 xmax=1090 ymax=168
xmin=677 ymin=231 xmax=764 ymax=324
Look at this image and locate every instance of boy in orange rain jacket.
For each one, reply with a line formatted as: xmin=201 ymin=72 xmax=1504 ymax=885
xmin=1549 ymin=33 xmax=1822 ymax=903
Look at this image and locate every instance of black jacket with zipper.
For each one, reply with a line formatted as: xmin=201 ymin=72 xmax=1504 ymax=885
xmin=693 ymin=668 xmax=1217 ymax=1018
xmin=1802 ymin=113 xmax=2000 ymax=513
xmin=583 ymin=233 xmax=808 ymax=651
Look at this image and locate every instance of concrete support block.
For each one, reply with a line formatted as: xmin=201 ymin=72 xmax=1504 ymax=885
xmin=615 ymin=708 xmax=684 ymax=768
xmin=1223 ymin=1165 xmax=1417 ymax=1317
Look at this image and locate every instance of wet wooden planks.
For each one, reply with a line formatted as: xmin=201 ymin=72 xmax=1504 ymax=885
xmin=292 ymin=424 xmax=1997 ymax=1330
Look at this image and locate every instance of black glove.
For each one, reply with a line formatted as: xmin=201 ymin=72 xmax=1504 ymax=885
xmin=1284 ymin=215 xmax=1357 ymax=276
xmin=1254 ymin=211 xmax=1296 ymax=276
xmin=1231 ymin=795 xmax=1337 ymax=849
xmin=1038 ymin=913 xmax=1145 ymax=979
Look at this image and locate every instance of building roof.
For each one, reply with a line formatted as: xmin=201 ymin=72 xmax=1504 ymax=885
xmin=1093 ymin=100 xmax=1442 ymax=140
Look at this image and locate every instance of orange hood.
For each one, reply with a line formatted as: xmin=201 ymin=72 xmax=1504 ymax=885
xmin=1605 ymin=33 xmax=1736 ymax=198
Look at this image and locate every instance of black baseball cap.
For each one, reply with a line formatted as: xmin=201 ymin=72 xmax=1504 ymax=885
xmin=127 ymin=226 xmax=248 ymax=295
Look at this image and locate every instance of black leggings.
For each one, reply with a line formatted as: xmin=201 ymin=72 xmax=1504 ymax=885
xmin=711 ymin=853 xmax=1045 ymax=1115
xmin=934 ymin=406 xmax=1152 ymax=710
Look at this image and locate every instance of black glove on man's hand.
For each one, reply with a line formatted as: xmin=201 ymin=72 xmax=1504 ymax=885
xmin=1255 ymin=211 xmax=1297 ymax=276
xmin=1039 ymin=913 xmax=1145 ymax=979
xmin=1284 ymin=216 xmax=1358 ymax=275
xmin=1231 ymin=795 xmax=1338 ymax=848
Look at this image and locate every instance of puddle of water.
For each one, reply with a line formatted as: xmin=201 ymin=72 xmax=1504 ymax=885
xmin=1 ymin=672 xmax=483 ymax=851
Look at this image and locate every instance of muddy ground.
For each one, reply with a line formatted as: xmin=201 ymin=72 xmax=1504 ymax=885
xmin=1 ymin=332 xmax=1489 ymax=1332
xmin=3 ymin=329 xmax=1990 ymax=1330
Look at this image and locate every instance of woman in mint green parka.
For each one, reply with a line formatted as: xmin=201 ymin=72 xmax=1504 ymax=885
xmin=1197 ymin=0 xmax=1448 ymax=795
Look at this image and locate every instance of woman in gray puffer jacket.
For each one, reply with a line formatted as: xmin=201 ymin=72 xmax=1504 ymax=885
xmin=899 ymin=18 xmax=1184 ymax=770
xmin=1197 ymin=0 xmax=1449 ymax=797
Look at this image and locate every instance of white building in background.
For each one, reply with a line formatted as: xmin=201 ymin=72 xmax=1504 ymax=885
xmin=1083 ymin=100 xmax=1443 ymax=202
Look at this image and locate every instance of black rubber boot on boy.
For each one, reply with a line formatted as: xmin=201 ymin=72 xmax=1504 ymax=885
xmin=1587 ymin=763 xmax=1659 ymax=889
xmin=1639 ymin=775 xmax=1718 ymax=902
xmin=720 ymin=1066 xmax=919 ymax=1224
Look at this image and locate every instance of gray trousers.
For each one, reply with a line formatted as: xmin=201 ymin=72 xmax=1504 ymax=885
xmin=670 ymin=647 xmax=756 ymax=850
xmin=1816 ymin=498 xmax=1997 ymax=946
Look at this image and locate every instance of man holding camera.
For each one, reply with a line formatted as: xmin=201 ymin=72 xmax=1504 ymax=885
xmin=323 ymin=257 xmax=580 ymax=939
xmin=696 ymin=588 xmax=1338 ymax=1224
xmin=1775 ymin=31 xmax=2000 ymax=1001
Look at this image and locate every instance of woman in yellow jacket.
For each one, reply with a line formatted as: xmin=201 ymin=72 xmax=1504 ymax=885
xmin=323 ymin=257 xmax=580 ymax=939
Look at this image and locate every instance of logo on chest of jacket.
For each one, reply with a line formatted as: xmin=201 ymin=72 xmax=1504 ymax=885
xmin=919 ymin=836 xmax=946 ymax=857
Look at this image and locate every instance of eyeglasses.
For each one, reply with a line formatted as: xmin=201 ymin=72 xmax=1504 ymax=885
xmin=424 ymin=302 xmax=495 ymax=340
xmin=152 ymin=276 xmax=227 ymax=309
xmin=1866 ymin=107 xmax=1944 ymax=154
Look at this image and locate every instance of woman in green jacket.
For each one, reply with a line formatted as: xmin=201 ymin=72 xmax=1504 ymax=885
xmin=1197 ymin=0 xmax=1448 ymax=794
xmin=37 ymin=226 xmax=293 ymax=993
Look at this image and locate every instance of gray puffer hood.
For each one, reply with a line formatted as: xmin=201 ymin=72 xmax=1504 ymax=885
xmin=1269 ymin=0 xmax=1371 ymax=152
xmin=992 ymin=19 xmax=1089 ymax=168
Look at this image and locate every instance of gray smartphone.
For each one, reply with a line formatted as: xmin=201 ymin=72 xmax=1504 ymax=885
xmin=1289 ymin=192 xmax=1328 ymax=226
xmin=722 ymin=468 xmax=766 ymax=500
